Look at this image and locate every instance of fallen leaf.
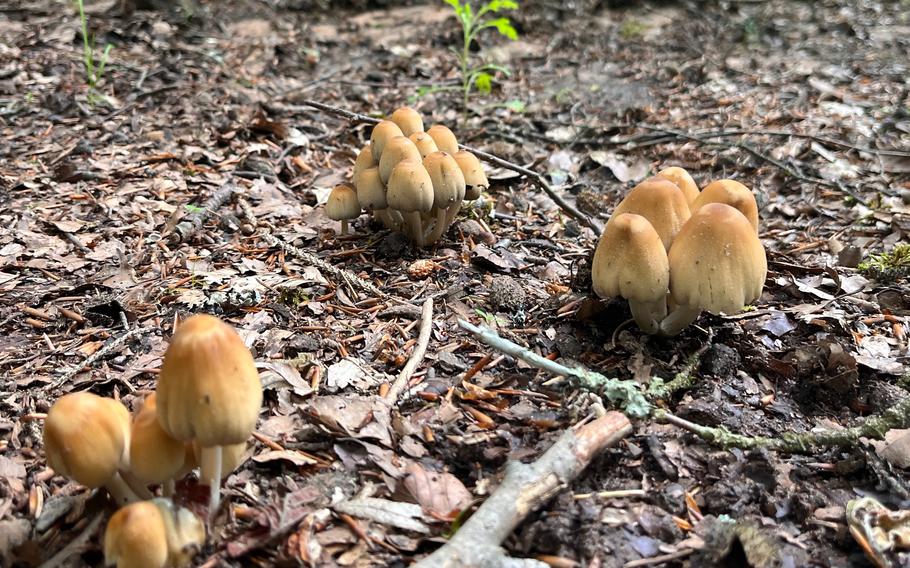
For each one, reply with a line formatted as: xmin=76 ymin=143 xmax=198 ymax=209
xmin=403 ymin=462 xmax=472 ymax=518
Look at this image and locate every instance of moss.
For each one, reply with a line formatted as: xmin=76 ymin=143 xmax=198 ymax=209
xmin=619 ymin=19 xmax=648 ymax=40
xmin=858 ymin=244 xmax=910 ymax=280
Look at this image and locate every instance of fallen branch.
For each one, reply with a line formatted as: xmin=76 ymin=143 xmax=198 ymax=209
xmin=645 ymin=330 xmax=714 ymax=400
xmin=297 ymin=99 xmax=604 ymax=235
xmin=168 ymin=183 xmax=237 ymax=245
xmin=51 ymin=327 xmax=149 ymax=389
xmin=385 ymin=298 xmax=434 ymax=403
xmin=415 ymin=412 xmax=632 ymax=568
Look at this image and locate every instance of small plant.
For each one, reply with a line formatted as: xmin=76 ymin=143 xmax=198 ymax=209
xmin=75 ymin=0 xmax=113 ymax=104
xmin=858 ymin=244 xmax=910 ymax=280
xmin=443 ymin=0 xmax=519 ymax=122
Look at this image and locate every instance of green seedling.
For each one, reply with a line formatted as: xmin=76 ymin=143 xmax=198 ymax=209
xmin=858 ymin=244 xmax=910 ymax=280
xmin=75 ymin=0 xmax=113 ymax=105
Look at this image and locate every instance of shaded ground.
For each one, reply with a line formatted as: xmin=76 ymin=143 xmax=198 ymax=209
xmin=1 ymin=0 xmax=909 ymax=566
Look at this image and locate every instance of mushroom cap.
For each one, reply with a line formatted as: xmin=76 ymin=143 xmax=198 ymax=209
xmin=656 ymin=166 xmax=700 ymax=205
xmin=355 ymin=166 xmax=387 ymax=211
xmin=591 ymin=213 xmax=669 ymax=303
xmin=325 ymin=184 xmax=361 ymax=221
xmin=668 ymin=203 xmax=767 ymax=315
xmin=155 ymin=498 xmax=205 ymax=568
xmin=426 ymin=124 xmax=459 ymax=155
xmin=691 ymin=179 xmax=759 ymax=233
xmin=387 ymin=160 xmax=434 ymax=214
xmin=409 ymin=132 xmax=439 ymax=158
xmin=609 ymin=177 xmax=691 ymax=250
xmin=423 ymin=151 xmax=466 ymax=210
xmin=452 ymin=150 xmax=488 ymax=199
xmin=129 ymin=394 xmax=186 ymax=485
xmin=369 ymin=120 xmax=404 ymax=161
xmin=156 ymin=314 xmax=262 ymax=447
xmin=352 ymin=145 xmax=375 ymax=188
xmin=43 ymin=392 xmax=130 ymax=488
xmin=378 ymin=136 xmax=422 ymax=184
xmin=390 ymin=106 xmax=424 ymax=137
xmin=104 ymin=501 xmax=169 ymax=568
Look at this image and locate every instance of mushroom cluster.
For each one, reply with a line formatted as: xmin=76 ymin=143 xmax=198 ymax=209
xmin=592 ymin=168 xmax=767 ymax=336
xmin=325 ymin=106 xmax=489 ymax=246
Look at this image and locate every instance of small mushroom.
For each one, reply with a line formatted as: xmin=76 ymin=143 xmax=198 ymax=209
xmin=427 ymin=124 xmax=459 ymax=155
xmin=691 ymin=179 xmax=759 ymax=233
xmin=660 ymin=203 xmax=767 ymax=336
xmin=43 ymin=392 xmax=139 ymax=505
xmin=378 ymin=136 xmax=422 ymax=184
xmin=104 ymin=498 xmax=205 ymax=568
xmin=409 ymin=131 xmax=439 ymax=158
xmin=387 ymin=160 xmax=434 ymax=246
xmin=453 ymin=150 xmax=488 ymax=200
xmin=352 ymin=145 xmax=375 ymax=188
xmin=325 ymin=183 xmax=361 ymax=235
xmin=369 ymin=120 xmax=404 ymax=162
xmin=609 ymin=176 xmax=691 ymax=251
xmin=423 ymin=151 xmax=467 ymax=244
xmin=591 ymin=213 xmax=669 ymax=334
xmin=656 ymin=166 xmax=700 ymax=205
xmin=390 ymin=106 xmax=424 ymax=137
xmin=129 ymin=393 xmax=187 ymax=497
xmin=156 ymin=314 xmax=262 ymax=517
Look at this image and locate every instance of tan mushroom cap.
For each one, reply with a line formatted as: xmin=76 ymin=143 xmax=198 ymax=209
xmin=355 ymin=166 xmax=387 ymax=211
xmin=656 ymin=166 xmax=700 ymax=205
xmin=369 ymin=120 xmax=404 ymax=161
xmin=378 ymin=136 xmax=422 ymax=184
xmin=409 ymin=131 xmax=439 ymax=158
xmin=387 ymin=160 xmax=434 ymax=214
xmin=129 ymin=393 xmax=186 ymax=485
xmin=452 ymin=150 xmax=488 ymax=200
xmin=325 ymin=184 xmax=361 ymax=221
xmin=427 ymin=124 xmax=459 ymax=155
xmin=423 ymin=151 xmax=466 ymax=210
xmin=609 ymin=176 xmax=691 ymax=251
xmin=391 ymin=106 xmax=424 ymax=137
xmin=104 ymin=501 xmax=169 ymax=568
xmin=156 ymin=314 xmax=262 ymax=447
xmin=668 ymin=202 xmax=766 ymax=316
xmin=352 ymin=145 xmax=375 ymax=188
xmin=691 ymin=179 xmax=759 ymax=233
xmin=43 ymin=392 xmax=130 ymax=488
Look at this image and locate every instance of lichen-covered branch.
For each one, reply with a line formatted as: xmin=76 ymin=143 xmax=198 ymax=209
xmin=168 ymin=183 xmax=237 ymax=245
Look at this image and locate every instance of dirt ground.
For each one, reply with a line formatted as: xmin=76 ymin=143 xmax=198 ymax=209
xmin=1 ymin=0 xmax=910 ymax=566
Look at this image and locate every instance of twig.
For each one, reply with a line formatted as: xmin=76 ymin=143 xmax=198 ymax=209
xmin=38 ymin=512 xmax=105 ymax=568
xmin=168 ymin=183 xmax=237 ymax=245
xmin=415 ymin=412 xmax=632 ymax=568
xmin=458 ymin=319 xmax=651 ymax=417
xmin=384 ymin=298 xmax=433 ymax=403
xmin=261 ymin=232 xmax=389 ymax=300
xmin=51 ymin=327 xmax=149 ymax=389
xmin=297 ymin=99 xmax=604 ymax=235
xmin=645 ymin=330 xmax=714 ymax=400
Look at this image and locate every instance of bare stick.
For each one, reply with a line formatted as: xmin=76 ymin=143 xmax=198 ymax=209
xmin=415 ymin=412 xmax=632 ymax=568
xmin=297 ymin=99 xmax=604 ymax=235
xmin=169 ymin=183 xmax=237 ymax=245
xmin=385 ymin=298 xmax=433 ymax=403
xmin=51 ymin=327 xmax=149 ymax=389
xmin=38 ymin=512 xmax=105 ymax=568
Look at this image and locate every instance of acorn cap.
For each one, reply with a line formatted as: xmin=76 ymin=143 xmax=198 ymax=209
xmin=378 ymin=136 xmax=422 ymax=184
xmin=423 ymin=151 xmax=466 ymax=210
xmin=325 ymin=184 xmax=361 ymax=221
xmin=427 ymin=124 xmax=459 ymax=155
xmin=691 ymin=179 xmax=759 ymax=233
xmin=355 ymin=166 xmax=387 ymax=211
xmin=609 ymin=177 xmax=691 ymax=251
xmin=104 ymin=501 xmax=169 ymax=568
xmin=352 ymin=145 xmax=375 ymax=188
xmin=44 ymin=392 xmax=130 ymax=489
xmin=369 ymin=120 xmax=404 ymax=161
xmin=409 ymin=131 xmax=439 ymax=158
xmin=129 ymin=393 xmax=186 ymax=485
xmin=656 ymin=166 xmax=700 ymax=205
xmin=390 ymin=106 xmax=424 ymax=137
xmin=156 ymin=314 xmax=262 ymax=447
xmin=452 ymin=150 xmax=488 ymax=199
xmin=387 ymin=160 xmax=434 ymax=214
xmin=591 ymin=213 xmax=669 ymax=334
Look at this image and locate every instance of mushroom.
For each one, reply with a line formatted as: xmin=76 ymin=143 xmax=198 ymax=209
xmin=325 ymin=184 xmax=361 ymax=235
xmin=422 ymin=151 xmax=466 ymax=244
xmin=104 ymin=498 xmax=205 ymax=568
xmin=354 ymin=166 xmax=400 ymax=231
xmin=691 ymin=179 xmax=759 ymax=233
xmin=378 ymin=136 xmax=422 ymax=184
xmin=156 ymin=314 xmax=262 ymax=516
xmin=352 ymin=145 xmax=375 ymax=188
xmin=391 ymin=106 xmax=424 ymax=137
xmin=609 ymin=176 xmax=691 ymax=250
xmin=192 ymin=441 xmax=246 ymax=481
xmin=43 ymin=392 xmax=139 ymax=505
xmin=660 ymin=203 xmax=767 ymax=336
xmin=129 ymin=393 xmax=187 ymax=496
xmin=369 ymin=120 xmax=404 ymax=162
xmin=452 ymin=150 xmax=488 ymax=200
xmin=656 ymin=166 xmax=700 ymax=205
xmin=427 ymin=124 xmax=459 ymax=155
xmin=591 ymin=213 xmax=670 ymax=334
xmin=409 ymin=131 xmax=439 ymax=158
xmin=387 ymin=160 xmax=434 ymax=246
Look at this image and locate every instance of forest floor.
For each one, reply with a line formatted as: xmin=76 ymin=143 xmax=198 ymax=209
xmin=2 ymin=0 xmax=910 ymax=566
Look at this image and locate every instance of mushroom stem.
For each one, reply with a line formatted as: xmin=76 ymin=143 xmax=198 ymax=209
xmin=424 ymin=207 xmax=448 ymax=245
xmin=659 ymin=305 xmax=702 ymax=337
xmin=340 ymin=220 xmax=349 ymax=235
xmin=404 ymin=211 xmax=425 ymax=246
xmin=105 ymin=472 xmax=142 ymax=506
xmin=163 ymin=479 xmax=176 ymax=498
xmin=200 ymin=446 xmax=223 ymax=517
xmin=629 ymin=299 xmax=668 ymax=335
xmin=119 ymin=470 xmax=155 ymax=500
